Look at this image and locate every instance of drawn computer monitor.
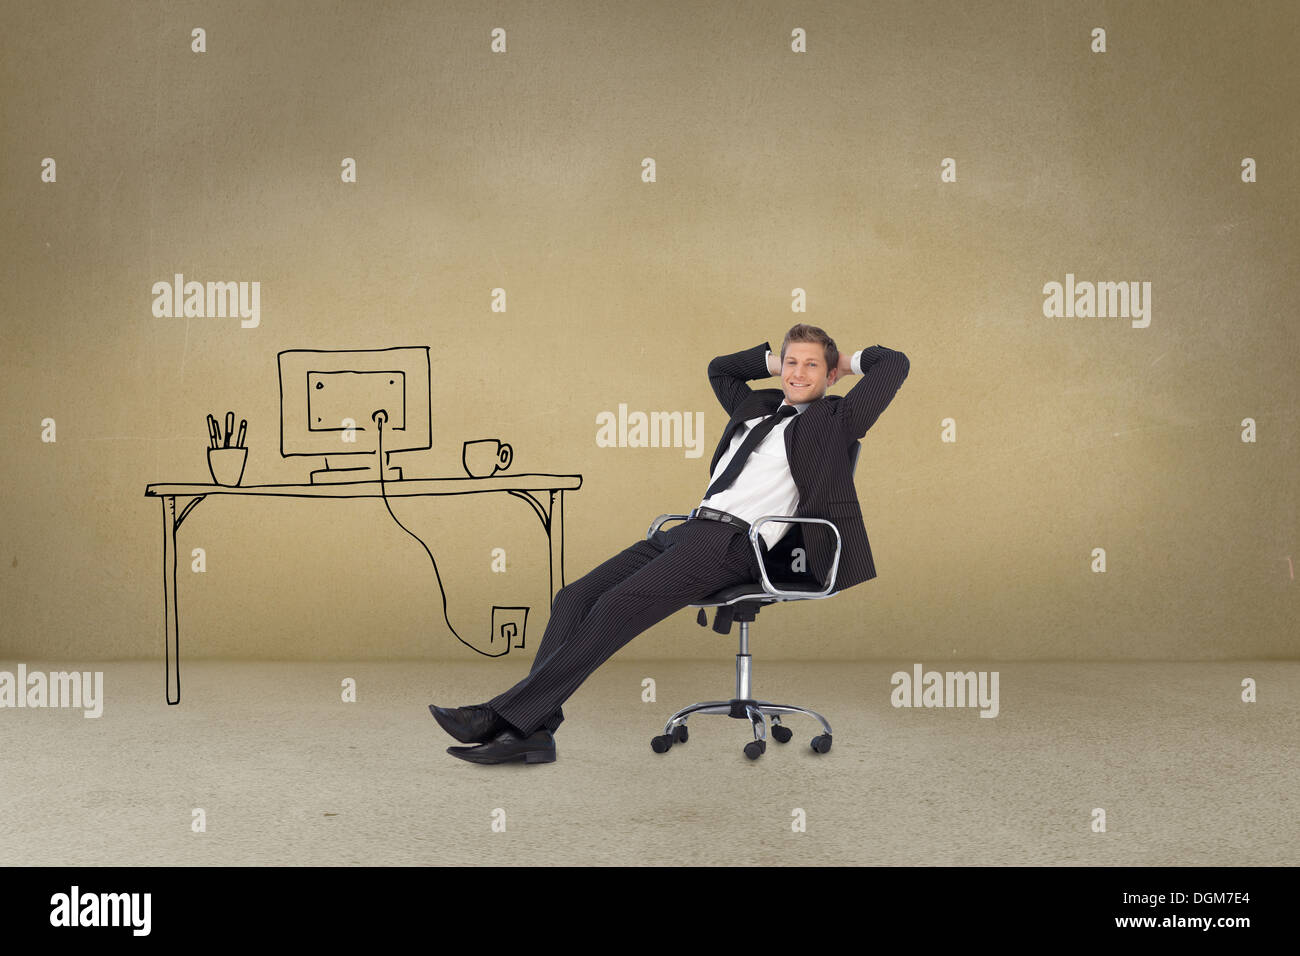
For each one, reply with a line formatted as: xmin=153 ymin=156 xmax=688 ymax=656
xmin=278 ymin=347 xmax=431 ymax=484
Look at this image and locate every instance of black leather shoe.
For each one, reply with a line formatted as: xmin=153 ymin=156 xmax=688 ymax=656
xmin=429 ymin=703 xmax=508 ymax=744
xmin=446 ymin=727 xmax=557 ymax=765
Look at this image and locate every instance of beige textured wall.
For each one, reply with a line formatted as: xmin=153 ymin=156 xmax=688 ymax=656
xmin=2 ymin=0 xmax=1296 ymax=662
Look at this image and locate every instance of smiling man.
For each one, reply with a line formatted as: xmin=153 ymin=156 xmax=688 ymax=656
xmin=430 ymin=323 xmax=909 ymax=764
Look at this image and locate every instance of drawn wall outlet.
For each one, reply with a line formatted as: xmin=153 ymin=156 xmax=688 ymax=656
xmin=491 ymin=606 xmax=529 ymax=654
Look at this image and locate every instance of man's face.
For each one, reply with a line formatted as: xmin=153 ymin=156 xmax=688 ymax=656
xmin=781 ymin=341 xmax=838 ymax=404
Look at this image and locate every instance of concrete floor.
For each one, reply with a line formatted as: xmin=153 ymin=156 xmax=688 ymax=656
xmin=0 ymin=659 xmax=1295 ymax=866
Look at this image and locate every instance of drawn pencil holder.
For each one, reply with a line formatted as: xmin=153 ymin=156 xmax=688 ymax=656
xmin=207 ymin=447 xmax=247 ymax=486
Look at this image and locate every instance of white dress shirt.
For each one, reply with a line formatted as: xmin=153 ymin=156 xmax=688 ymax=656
xmin=699 ymin=348 xmax=863 ymax=551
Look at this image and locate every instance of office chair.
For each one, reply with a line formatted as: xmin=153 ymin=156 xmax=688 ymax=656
xmin=645 ymin=441 xmax=860 ymax=760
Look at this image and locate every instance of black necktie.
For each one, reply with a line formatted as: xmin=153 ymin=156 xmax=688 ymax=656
xmin=705 ymin=404 xmax=797 ymax=499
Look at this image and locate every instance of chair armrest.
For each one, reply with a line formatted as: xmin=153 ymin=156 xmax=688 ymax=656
xmin=647 ymin=513 xmax=692 ymax=539
xmin=748 ymin=516 xmax=843 ymax=599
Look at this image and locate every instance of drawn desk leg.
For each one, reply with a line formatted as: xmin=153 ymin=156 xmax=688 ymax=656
xmin=161 ymin=495 xmax=180 ymax=704
xmin=509 ymin=488 xmax=570 ymax=610
xmin=549 ymin=489 xmax=566 ymax=605
xmin=158 ymin=493 xmax=205 ymax=705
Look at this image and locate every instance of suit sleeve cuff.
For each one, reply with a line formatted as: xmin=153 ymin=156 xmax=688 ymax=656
xmin=851 ymin=349 xmax=863 ymax=375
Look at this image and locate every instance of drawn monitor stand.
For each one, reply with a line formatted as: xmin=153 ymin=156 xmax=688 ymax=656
xmin=278 ymin=347 xmax=432 ymax=485
xmin=491 ymin=606 xmax=529 ymax=654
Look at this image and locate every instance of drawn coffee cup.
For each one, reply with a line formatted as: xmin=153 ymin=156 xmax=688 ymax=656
xmin=463 ymin=439 xmax=513 ymax=477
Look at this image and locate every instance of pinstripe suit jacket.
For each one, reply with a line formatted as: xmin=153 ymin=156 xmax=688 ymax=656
xmin=707 ymin=341 xmax=910 ymax=593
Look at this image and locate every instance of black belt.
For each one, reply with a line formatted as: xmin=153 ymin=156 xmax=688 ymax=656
xmin=689 ymin=506 xmax=764 ymax=547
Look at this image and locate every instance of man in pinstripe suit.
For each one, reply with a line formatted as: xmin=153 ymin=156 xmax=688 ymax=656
xmin=431 ymin=323 xmax=909 ymax=764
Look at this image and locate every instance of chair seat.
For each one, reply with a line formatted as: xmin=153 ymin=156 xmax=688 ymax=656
xmin=692 ymin=579 xmax=828 ymax=606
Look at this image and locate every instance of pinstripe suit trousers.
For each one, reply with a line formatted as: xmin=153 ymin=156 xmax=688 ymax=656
xmin=487 ymin=518 xmax=764 ymax=737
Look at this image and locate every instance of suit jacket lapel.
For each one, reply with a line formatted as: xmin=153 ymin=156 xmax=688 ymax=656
xmin=710 ymin=392 xmax=781 ymax=475
xmin=784 ymin=395 xmax=838 ymax=500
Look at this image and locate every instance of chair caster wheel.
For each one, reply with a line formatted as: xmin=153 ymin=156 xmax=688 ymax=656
xmin=771 ymin=724 xmax=793 ymax=743
xmin=651 ymin=734 xmax=673 ymax=753
xmin=672 ymin=724 xmax=689 ymax=743
xmin=810 ymin=734 xmax=832 ymax=754
xmin=743 ymin=740 xmax=766 ymax=760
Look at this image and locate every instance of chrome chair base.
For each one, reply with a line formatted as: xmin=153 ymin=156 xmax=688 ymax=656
xmin=662 ymin=699 xmax=833 ymax=741
xmin=650 ymin=643 xmax=835 ymax=760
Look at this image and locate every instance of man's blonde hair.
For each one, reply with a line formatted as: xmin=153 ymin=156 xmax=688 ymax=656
xmin=780 ymin=323 xmax=839 ymax=373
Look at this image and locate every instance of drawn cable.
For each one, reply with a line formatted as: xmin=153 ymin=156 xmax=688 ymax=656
xmin=373 ymin=409 xmax=508 ymax=658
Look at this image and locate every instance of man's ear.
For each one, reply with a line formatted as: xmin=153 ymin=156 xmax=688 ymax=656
xmin=828 ymin=367 xmax=840 ymax=386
